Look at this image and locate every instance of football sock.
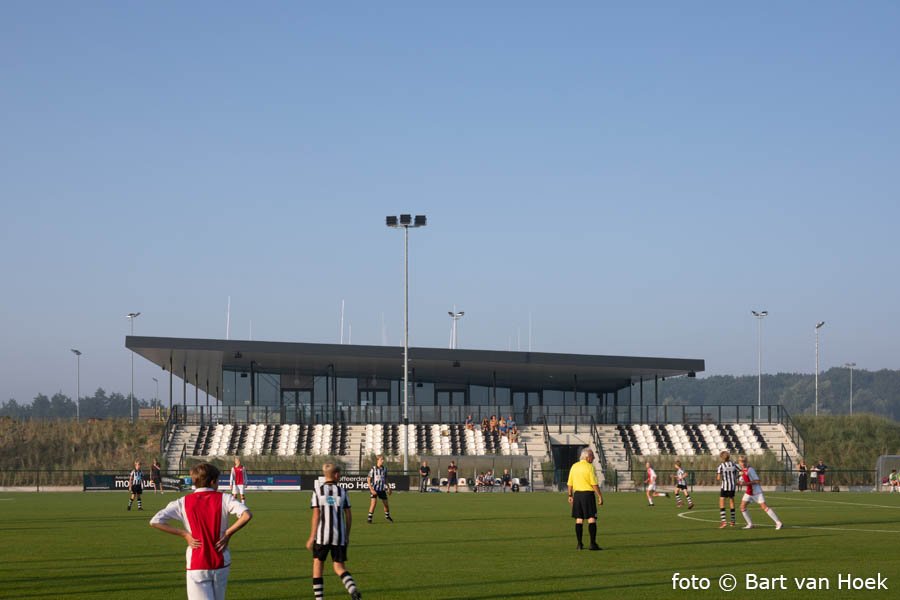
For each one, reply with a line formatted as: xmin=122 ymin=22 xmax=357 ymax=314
xmin=340 ymin=571 xmax=358 ymax=596
xmin=128 ymin=499 xmax=133 ymax=509
xmin=742 ymin=511 xmax=753 ymax=526
xmin=765 ymin=508 xmax=780 ymax=523
xmin=686 ymin=495 xmax=693 ymax=506
xmin=313 ymin=576 xmax=325 ymax=600
xmin=367 ymin=512 xmax=373 ymax=522
xmin=588 ymin=523 xmax=597 ymax=545
xmin=730 ymin=508 xmax=736 ymax=523
xmin=384 ymin=511 xmax=391 ymax=519
xmin=137 ymin=498 xmax=142 ymax=509
xmin=575 ymin=523 xmax=583 ymax=545
xmin=719 ymin=509 xmax=726 ymax=523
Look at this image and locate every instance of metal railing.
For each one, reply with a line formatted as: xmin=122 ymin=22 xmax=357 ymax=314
xmin=589 ymin=417 xmax=607 ymax=471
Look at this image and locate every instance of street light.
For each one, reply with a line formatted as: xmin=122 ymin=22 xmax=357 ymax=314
xmin=386 ymin=213 xmax=427 ymax=473
xmin=70 ymin=349 xmax=81 ymax=421
xmin=844 ymin=362 xmax=856 ymax=416
xmin=751 ymin=310 xmax=768 ymax=419
xmin=448 ymin=308 xmax=465 ymax=349
xmin=815 ymin=321 xmax=825 ymax=417
xmin=152 ymin=377 xmax=159 ymax=409
xmin=126 ymin=312 xmax=141 ymax=423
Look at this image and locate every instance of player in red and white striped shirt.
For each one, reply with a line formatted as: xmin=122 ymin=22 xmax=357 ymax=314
xmin=150 ymin=463 xmax=253 ymax=600
xmin=737 ymin=455 xmax=783 ymax=530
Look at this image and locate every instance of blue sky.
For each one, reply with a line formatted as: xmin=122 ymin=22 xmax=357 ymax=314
xmin=1 ymin=2 xmax=899 ymax=403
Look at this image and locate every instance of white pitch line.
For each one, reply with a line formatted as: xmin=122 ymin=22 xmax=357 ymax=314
xmin=677 ymin=508 xmax=900 ymax=534
xmin=776 ymin=495 xmax=900 ymax=510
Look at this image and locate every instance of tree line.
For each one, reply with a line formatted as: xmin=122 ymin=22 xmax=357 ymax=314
xmin=2 ymin=366 xmax=898 ymax=422
xmin=0 ymin=388 xmax=160 ymax=421
xmin=653 ymin=367 xmax=900 ymax=421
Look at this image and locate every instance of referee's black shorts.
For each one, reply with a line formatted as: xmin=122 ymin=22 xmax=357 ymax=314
xmin=571 ymin=491 xmax=597 ymax=519
xmin=312 ymin=543 xmax=348 ymax=562
xmin=719 ymin=489 xmax=735 ymax=498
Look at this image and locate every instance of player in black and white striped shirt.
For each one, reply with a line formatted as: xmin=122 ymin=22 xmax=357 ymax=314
xmin=716 ymin=451 xmax=739 ymax=527
xmin=306 ymin=463 xmax=362 ymax=600
xmin=366 ymin=456 xmax=393 ymax=524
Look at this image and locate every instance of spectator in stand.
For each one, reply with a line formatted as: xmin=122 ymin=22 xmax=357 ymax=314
xmin=475 ymin=472 xmax=486 ymax=491
xmin=798 ymin=460 xmax=808 ymax=492
xmin=489 ymin=415 xmax=498 ymax=433
xmin=501 ymin=469 xmax=512 ymax=491
xmin=509 ymin=426 xmax=519 ymax=444
xmin=498 ymin=418 xmax=508 ymax=436
xmin=465 ymin=415 xmax=474 ymax=430
xmin=506 ymin=415 xmax=516 ymax=430
xmin=816 ymin=459 xmax=828 ymax=492
xmin=418 ymin=460 xmax=431 ymax=493
xmin=481 ymin=417 xmax=490 ymax=433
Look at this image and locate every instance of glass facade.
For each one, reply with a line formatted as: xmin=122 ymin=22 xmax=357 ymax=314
xmin=218 ymin=367 xmax=634 ymax=425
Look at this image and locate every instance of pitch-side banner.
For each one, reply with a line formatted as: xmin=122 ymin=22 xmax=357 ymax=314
xmin=215 ymin=473 xmax=303 ymax=491
xmin=328 ymin=475 xmax=410 ymax=492
xmin=83 ymin=474 xmax=182 ymax=491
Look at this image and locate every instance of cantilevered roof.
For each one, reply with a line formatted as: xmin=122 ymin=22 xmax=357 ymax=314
xmin=126 ymin=336 xmax=705 ymax=399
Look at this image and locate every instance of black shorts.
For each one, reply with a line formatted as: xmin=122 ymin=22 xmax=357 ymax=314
xmin=720 ymin=489 xmax=735 ymax=498
xmin=151 ymin=477 xmax=162 ymax=485
xmin=130 ymin=485 xmax=143 ymax=495
xmin=571 ymin=491 xmax=597 ymax=519
xmin=447 ymin=476 xmax=458 ymax=485
xmin=312 ymin=544 xmax=347 ymax=562
xmin=677 ymin=484 xmax=687 ymax=490
xmin=370 ymin=490 xmax=387 ymax=500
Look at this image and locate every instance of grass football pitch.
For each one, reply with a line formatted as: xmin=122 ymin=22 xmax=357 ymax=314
xmin=1 ymin=490 xmax=899 ymax=599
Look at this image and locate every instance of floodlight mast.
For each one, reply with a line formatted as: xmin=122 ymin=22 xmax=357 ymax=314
xmin=815 ymin=321 xmax=825 ymax=416
xmin=126 ymin=312 xmax=141 ymax=423
xmin=385 ymin=214 xmax=427 ymax=474
xmin=751 ymin=310 xmax=768 ymax=419
xmin=70 ymin=349 xmax=82 ymax=421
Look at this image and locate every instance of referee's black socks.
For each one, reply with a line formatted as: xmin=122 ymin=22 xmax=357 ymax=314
xmin=575 ymin=523 xmax=583 ymax=546
xmin=588 ymin=522 xmax=597 ymax=545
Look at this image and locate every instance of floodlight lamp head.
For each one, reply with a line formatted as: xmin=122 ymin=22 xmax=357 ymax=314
xmin=816 ymin=321 xmax=825 ymax=329
xmin=127 ymin=312 xmax=141 ymax=319
xmin=399 ymin=214 xmax=412 ymax=225
xmin=70 ymin=349 xmax=81 ymax=356
xmin=414 ymin=215 xmax=427 ymax=227
xmin=386 ymin=216 xmax=398 ymax=227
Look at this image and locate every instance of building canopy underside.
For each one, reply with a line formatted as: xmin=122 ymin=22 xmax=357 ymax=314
xmin=126 ymin=336 xmax=705 ymax=399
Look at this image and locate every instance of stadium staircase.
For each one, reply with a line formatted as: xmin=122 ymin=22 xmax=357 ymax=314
xmin=595 ymin=426 xmax=635 ymax=490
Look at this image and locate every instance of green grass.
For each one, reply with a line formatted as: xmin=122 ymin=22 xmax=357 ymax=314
xmin=1 ymin=491 xmax=899 ymax=599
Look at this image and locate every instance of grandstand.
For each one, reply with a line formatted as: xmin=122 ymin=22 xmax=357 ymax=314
xmin=132 ymin=336 xmax=805 ymax=487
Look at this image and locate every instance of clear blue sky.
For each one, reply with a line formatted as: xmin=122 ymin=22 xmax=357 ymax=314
xmin=2 ymin=2 xmax=899 ymax=404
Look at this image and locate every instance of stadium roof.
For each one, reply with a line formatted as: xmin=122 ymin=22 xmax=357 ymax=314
xmin=126 ymin=336 xmax=704 ymax=398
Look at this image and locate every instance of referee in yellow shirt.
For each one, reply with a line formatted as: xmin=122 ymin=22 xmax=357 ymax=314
xmin=567 ymin=447 xmax=604 ymax=550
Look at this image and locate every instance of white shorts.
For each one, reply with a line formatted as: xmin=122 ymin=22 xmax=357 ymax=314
xmin=742 ymin=492 xmax=766 ymax=505
xmin=647 ymin=483 xmax=657 ymax=492
xmin=231 ymin=485 xmax=245 ymax=495
xmin=187 ymin=566 xmax=229 ymax=600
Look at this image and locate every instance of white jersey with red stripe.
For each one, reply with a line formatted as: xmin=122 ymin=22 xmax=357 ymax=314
xmin=741 ymin=466 xmax=763 ymax=496
xmin=646 ymin=467 xmax=657 ymax=485
xmin=150 ymin=488 xmax=248 ymax=570
xmin=230 ymin=466 xmax=246 ymax=486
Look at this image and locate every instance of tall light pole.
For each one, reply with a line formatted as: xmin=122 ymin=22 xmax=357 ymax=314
xmin=844 ymin=362 xmax=856 ymax=416
xmin=751 ymin=310 xmax=768 ymax=419
xmin=152 ymin=377 xmax=159 ymax=408
xmin=448 ymin=308 xmax=464 ymax=349
xmin=70 ymin=349 xmax=81 ymax=421
xmin=815 ymin=321 xmax=825 ymax=416
xmin=126 ymin=312 xmax=141 ymax=423
xmin=386 ymin=214 xmax=427 ymax=473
